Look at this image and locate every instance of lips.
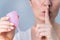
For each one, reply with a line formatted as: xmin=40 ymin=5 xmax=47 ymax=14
xmin=42 ymin=11 xmax=46 ymax=13
xmin=41 ymin=10 xmax=45 ymax=15
xmin=41 ymin=10 xmax=51 ymax=18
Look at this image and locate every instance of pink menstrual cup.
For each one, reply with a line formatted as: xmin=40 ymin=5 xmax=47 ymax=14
xmin=6 ymin=11 xmax=19 ymax=27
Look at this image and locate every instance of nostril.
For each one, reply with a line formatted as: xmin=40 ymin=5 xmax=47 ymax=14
xmin=48 ymin=4 xmax=52 ymax=8
xmin=49 ymin=5 xmax=50 ymax=7
xmin=49 ymin=1 xmax=52 ymax=8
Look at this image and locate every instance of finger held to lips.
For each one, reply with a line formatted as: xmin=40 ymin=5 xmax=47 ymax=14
xmin=45 ymin=9 xmax=51 ymax=24
xmin=39 ymin=10 xmax=49 ymax=24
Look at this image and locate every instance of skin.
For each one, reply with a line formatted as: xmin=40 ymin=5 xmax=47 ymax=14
xmin=29 ymin=0 xmax=60 ymax=40
xmin=0 ymin=0 xmax=60 ymax=40
xmin=0 ymin=17 xmax=15 ymax=40
xmin=29 ymin=0 xmax=60 ymax=23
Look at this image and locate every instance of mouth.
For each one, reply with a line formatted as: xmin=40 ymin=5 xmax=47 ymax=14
xmin=41 ymin=6 xmax=52 ymax=15
xmin=42 ymin=10 xmax=51 ymax=15
xmin=42 ymin=10 xmax=51 ymax=18
xmin=42 ymin=11 xmax=46 ymax=13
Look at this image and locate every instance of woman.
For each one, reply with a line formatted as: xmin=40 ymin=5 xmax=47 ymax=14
xmin=0 ymin=0 xmax=60 ymax=40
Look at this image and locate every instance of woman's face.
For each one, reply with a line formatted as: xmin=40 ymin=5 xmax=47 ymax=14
xmin=30 ymin=0 xmax=60 ymax=21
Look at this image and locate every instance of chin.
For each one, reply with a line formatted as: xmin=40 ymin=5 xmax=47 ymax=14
xmin=38 ymin=17 xmax=45 ymax=21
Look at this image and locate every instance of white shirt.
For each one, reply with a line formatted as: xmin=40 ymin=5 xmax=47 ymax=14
xmin=13 ymin=29 xmax=31 ymax=40
xmin=13 ymin=28 xmax=60 ymax=40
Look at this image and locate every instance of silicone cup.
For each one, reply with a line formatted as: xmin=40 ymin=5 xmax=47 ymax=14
xmin=6 ymin=11 xmax=19 ymax=27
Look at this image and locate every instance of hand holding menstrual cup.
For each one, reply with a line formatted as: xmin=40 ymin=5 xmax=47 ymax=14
xmin=0 ymin=11 xmax=19 ymax=40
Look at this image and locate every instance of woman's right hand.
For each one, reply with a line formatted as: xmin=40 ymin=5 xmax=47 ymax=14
xmin=31 ymin=9 xmax=59 ymax=40
xmin=0 ymin=16 xmax=16 ymax=40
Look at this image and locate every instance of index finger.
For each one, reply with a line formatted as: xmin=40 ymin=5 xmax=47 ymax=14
xmin=0 ymin=16 xmax=9 ymax=21
xmin=45 ymin=8 xmax=50 ymax=24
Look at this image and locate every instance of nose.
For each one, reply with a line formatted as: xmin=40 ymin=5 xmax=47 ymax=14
xmin=43 ymin=0 xmax=52 ymax=8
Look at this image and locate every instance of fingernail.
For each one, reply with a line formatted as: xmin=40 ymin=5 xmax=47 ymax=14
xmin=10 ymin=23 xmax=14 ymax=25
xmin=10 ymin=27 xmax=14 ymax=29
xmin=8 ymin=29 xmax=11 ymax=31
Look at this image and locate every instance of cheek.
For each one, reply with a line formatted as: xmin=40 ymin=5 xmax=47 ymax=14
xmin=31 ymin=1 xmax=41 ymax=17
xmin=50 ymin=1 xmax=60 ymax=17
xmin=31 ymin=0 xmax=41 ymax=9
xmin=52 ymin=1 xmax=60 ymax=12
